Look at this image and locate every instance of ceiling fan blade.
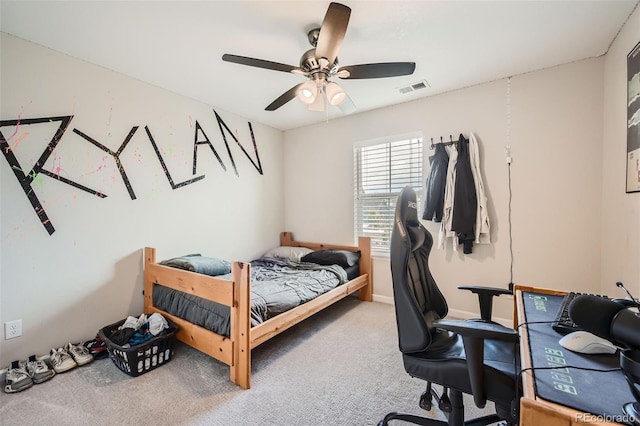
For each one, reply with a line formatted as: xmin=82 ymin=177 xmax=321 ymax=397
xmin=222 ymin=54 xmax=300 ymax=73
xmin=265 ymin=84 xmax=303 ymax=111
xmin=315 ymin=2 xmax=351 ymax=66
xmin=338 ymin=62 xmax=416 ymax=79
xmin=337 ymin=93 xmax=356 ymax=115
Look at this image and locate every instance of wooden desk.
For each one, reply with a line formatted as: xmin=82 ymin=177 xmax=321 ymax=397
xmin=514 ymin=285 xmax=624 ymax=426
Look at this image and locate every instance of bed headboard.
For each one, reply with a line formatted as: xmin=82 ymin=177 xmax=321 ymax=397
xmin=280 ymin=231 xmax=364 ymax=252
xmin=279 ymin=231 xmax=372 ymax=302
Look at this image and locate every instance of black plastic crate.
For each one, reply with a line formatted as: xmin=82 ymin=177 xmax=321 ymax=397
xmin=98 ymin=316 xmax=178 ymax=377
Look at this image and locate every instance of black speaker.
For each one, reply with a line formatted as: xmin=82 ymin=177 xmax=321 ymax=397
xmin=621 ymin=349 xmax=640 ymax=425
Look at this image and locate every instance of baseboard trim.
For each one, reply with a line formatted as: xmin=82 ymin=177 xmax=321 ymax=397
xmin=372 ymin=294 xmax=394 ymax=305
xmin=371 ymin=295 xmax=511 ymax=327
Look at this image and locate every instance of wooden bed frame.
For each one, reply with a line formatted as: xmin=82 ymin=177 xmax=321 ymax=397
xmin=143 ymin=232 xmax=372 ymax=389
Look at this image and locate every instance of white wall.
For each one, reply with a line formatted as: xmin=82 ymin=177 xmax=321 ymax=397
xmin=0 ymin=33 xmax=285 ymax=365
xmin=602 ymin=6 xmax=640 ymax=297
xmin=284 ymin=57 xmax=606 ymax=323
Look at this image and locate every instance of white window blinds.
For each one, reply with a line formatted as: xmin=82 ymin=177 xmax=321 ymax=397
xmin=354 ymin=137 xmax=423 ymax=253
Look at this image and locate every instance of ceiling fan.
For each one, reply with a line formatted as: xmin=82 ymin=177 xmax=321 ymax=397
xmin=222 ymin=2 xmax=416 ymax=114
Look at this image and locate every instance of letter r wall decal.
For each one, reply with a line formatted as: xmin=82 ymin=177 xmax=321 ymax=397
xmin=0 ymin=116 xmax=101 ymax=235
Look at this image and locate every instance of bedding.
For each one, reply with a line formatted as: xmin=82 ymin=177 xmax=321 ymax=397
xmin=159 ymin=254 xmax=231 ymax=276
xmin=342 ymin=264 xmax=360 ymax=281
xmin=153 ymin=257 xmax=348 ymax=337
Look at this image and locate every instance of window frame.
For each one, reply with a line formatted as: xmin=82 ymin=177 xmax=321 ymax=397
xmin=353 ymin=132 xmax=424 ymax=255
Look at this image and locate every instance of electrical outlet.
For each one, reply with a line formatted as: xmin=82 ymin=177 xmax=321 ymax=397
xmin=5 ymin=319 xmax=22 ymax=339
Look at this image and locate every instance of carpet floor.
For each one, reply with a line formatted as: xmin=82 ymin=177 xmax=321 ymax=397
xmin=0 ymin=297 xmax=496 ymax=425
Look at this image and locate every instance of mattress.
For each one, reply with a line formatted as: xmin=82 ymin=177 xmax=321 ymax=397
xmin=152 ymin=257 xmax=352 ymax=337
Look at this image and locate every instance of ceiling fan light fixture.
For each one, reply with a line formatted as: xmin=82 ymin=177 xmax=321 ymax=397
xmin=325 ymin=81 xmax=346 ymax=106
xmin=308 ymin=92 xmax=325 ymax=111
xmin=296 ymin=80 xmax=317 ymax=104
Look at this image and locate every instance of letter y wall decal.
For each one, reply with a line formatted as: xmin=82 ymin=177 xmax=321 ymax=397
xmin=0 ymin=110 xmax=264 ymax=235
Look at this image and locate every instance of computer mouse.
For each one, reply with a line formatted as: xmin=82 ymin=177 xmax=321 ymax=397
xmin=558 ymin=331 xmax=617 ymax=355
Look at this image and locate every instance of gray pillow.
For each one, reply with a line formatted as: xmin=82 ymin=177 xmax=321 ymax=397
xmin=262 ymin=246 xmax=314 ymax=262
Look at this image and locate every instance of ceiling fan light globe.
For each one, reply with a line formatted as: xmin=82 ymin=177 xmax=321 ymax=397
xmin=329 ymin=92 xmax=346 ymax=105
xmin=296 ymin=80 xmax=317 ymax=104
xmin=325 ymin=82 xmax=346 ymax=106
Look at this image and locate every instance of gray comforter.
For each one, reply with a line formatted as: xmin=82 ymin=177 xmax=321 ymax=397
xmin=152 ymin=258 xmax=348 ymax=337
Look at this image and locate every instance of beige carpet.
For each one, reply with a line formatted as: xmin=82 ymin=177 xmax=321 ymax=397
xmin=0 ymin=297 xmax=497 ymax=425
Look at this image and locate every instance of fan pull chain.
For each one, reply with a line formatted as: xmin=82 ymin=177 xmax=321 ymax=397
xmin=325 ymin=91 xmax=330 ymax=123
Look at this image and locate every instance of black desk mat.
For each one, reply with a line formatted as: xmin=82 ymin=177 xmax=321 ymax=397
xmin=522 ymin=292 xmax=633 ymax=423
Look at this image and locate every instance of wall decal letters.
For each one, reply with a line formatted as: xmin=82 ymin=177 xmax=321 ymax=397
xmin=2 ymin=116 xmax=81 ymax=235
xmin=214 ymin=110 xmax=263 ymax=176
xmin=193 ymin=120 xmax=225 ymax=175
xmin=145 ymin=126 xmax=205 ymax=190
xmin=1 ymin=111 xmax=264 ymax=235
xmin=72 ymin=127 xmax=139 ymax=200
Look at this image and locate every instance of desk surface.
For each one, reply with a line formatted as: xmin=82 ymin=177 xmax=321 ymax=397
xmin=514 ymin=285 xmax=634 ymax=426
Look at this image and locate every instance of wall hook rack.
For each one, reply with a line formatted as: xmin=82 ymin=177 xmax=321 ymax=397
xmin=430 ymin=134 xmax=460 ymax=150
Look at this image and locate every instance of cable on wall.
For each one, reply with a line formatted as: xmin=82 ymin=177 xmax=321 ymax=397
xmin=506 ymin=76 xmax=514 ymax=290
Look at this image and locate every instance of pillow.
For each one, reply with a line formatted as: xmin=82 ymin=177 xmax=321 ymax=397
xmin=262 ymin=246 xmax=314 ymax=262
xmin=301 ymin=249 xmax=361 ymax=268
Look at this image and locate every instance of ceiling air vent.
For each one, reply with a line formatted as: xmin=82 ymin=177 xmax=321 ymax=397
xmin=397 ymin=79 xmax=430 ymax=95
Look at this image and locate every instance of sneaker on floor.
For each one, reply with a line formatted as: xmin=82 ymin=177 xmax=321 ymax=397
xmin=21 ymin=355 xmax=55 ymax=384
xmin=84 ymin=334 xmax=108 ymax=359
xmin=49 ymin=348 xmax=77 ymax=373
xmin=4 ymin=360 xmax=33 ymax=393
xmin=66 ymin=342 xmax=93 ymax=366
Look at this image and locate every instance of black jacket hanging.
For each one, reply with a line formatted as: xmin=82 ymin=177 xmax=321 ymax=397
xmin=451 ymin=134 xmax=477 ymax=254
xmin=422 ymin=143 xmax=449 ymax=222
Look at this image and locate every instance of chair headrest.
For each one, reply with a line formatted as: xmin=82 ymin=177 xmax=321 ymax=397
xmin=397 ymin=186 xmax=420 ymax=227
xmin=396 ymin=186 xmax=425 ymax=251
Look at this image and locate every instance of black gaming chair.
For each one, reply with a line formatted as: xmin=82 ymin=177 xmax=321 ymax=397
xmin=379 ymin=186 xmax=520 ymax=426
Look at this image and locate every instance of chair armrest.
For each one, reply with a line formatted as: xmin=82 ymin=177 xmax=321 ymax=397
xmin=458 ymin=286 xmax=513 ymax=322
xmin=458 ymin=285 xmax=513 ymax=296
xmin=434 ymin=319 xmax=518 ymax=342
xmin=434 ymin=319 xmax=519 ymax=410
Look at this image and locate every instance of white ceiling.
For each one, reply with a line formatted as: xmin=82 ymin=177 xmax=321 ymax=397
xmin=1 ymin=1 xmax=638 ymax=131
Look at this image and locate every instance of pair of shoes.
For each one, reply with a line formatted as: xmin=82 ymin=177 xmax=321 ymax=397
xmin=4 ymin=360 xmax=33 ymax=393
xmin=84 ymin=334 xmax=108 ymax=360
xmin=50 ymin=343 xmax=93 ymax=373
xmin=21 ymin=355 xmax=55 ymax=384
xmin=66 ymin=342 xmax=93 ymax=366
xmin=49 ymin=347 xmax=77 ymax=373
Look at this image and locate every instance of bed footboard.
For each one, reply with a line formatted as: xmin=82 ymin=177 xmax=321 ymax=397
xmin=143 ymin=247 xmax=252 ymax=389
xmin=229 ymin=261 xmax=251 ymax=388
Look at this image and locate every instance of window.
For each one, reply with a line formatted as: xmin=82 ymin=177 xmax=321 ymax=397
xmin=354 ymin=136 xmax=423 ymax=254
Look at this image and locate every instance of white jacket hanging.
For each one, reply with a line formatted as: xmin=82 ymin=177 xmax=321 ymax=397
xmin=469 ymin=132 xmax=490 ymax=244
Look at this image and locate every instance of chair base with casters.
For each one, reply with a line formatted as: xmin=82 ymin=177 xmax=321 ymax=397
xmin=379 ymin=386 xmax=504 ymax=425
xmin=379 ymin=413 xmax=501 ymax=426
xmin=378 ymin=381 xmax=513 ymax=426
